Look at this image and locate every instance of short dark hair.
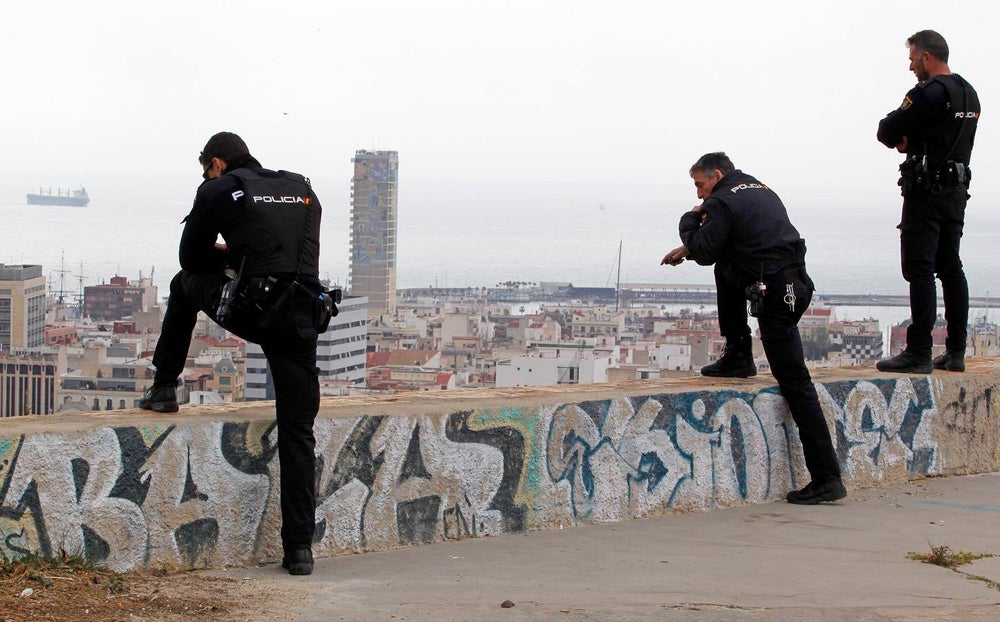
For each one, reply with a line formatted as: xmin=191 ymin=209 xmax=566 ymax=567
xmin=199 ymin=131 xmax=250 ymax=166
xmin=907 ymin=30 xmax=949 ymax=63
xmin=689 ymin=152 xmax=735 ymax=177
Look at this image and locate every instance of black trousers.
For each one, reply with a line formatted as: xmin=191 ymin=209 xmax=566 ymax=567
xmin=716 ymin=267 xmax=841 ymax=482
xmin=152 ymin=270 xmax=320 ymax=550
xmin=715 ymin=264 xmax=752 ymax=342
xmin=899 ymin=187 xmax=969 ymax=354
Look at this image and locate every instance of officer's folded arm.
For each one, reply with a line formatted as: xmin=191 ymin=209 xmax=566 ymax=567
xmin=680 ymin=209 xmax=728 ymax=266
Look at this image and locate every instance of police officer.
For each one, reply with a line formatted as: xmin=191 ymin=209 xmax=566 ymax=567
xmin=140 ymin=132 xmax=333 ymax=575
xmin=662 ymin=152 xmax=845 ymax=504
xmin=876 ymin=30 xmax=980 ymax=374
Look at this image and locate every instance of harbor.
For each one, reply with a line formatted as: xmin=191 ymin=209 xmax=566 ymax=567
xmin=400 ymin=285 xmax=996 ymax=309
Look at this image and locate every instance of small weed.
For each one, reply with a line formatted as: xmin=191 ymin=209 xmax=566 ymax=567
xmin=106 ymin=574 xmax=131 ymax=595
xmin=965 ymin=574 xmax=1000 ymax=591
xmin=0 ymin=550 xmax=99 ymax=577
xmin=906 ymin=544 xmax=1000 ymax=593
xmin=27 ymin=570 xmax=54 ymax=588
xmin=906 ymin=544 xmax=995 ymax=569
xmin=0 ymin=549 xmax=119 ymax=593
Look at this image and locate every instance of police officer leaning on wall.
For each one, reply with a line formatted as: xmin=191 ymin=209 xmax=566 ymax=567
xmin=661 ymin=152 xmax=846 ymax=504
xmin=875 ymin=30 xmax=980 ymax=375
xmin=139 ymin=131 xmax=337 ymax=575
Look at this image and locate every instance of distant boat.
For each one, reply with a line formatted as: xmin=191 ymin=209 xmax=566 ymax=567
xmin=26 ymin=187 xmax=89 ymax=207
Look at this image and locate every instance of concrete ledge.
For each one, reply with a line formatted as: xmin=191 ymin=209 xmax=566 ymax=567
xmin=1 ymin=363 xmax=998 ymax=571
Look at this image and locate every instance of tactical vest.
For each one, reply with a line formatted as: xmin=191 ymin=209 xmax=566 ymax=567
xmin=710 ymin=171 xmax=805 ymax=280
xmin=224 ymin=168 xmax=321 ymax=278
xmin=909 ymin=74 xmax=980 ymax=167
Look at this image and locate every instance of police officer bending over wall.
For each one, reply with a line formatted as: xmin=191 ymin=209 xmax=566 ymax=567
xmin=876 ymin=30 xmax=980 ymax=374
xmin=140 ymin=132 xmax=339 ymax=575
xmin=661 ymin=152 xmax=845 ymax=504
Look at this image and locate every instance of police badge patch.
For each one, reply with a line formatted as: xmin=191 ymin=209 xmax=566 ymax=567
xmin=900 ymin=96 xmax=913 ymax=110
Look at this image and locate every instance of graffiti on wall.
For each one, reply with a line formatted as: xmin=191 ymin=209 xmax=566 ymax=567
xmin=0 ymin=376 xmax=970 ymax=571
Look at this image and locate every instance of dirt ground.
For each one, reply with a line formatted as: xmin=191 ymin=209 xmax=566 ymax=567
xmin=0 ymin=555 xmax=289 ymax=622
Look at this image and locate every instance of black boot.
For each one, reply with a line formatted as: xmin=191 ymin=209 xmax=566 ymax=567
xmin=876 ymin=350 xmax=932 ymax=374
xmin=138 ymin=382 xmax=179 ymax=413
xmin=932 ymin=350 xmax=966 ymax=372
xmin=282 ymin=547 xmax=314 ymax=576
xmin=701 ymin=337 xmax=756 ymax=378
xmin=786 ymin=475 xmax=847 ymax=504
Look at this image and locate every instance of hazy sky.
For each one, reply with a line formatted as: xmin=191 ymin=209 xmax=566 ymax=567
xmin=4 ymin=1 xmax=994 ymax=193
xmin=2 ymin=1 xmax=996 ymax=295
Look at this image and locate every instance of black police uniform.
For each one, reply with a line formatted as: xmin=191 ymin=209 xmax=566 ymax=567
xmin=151 ymin=155 xmax=326 ymax=555
xmin=877 ymin=74 xmax=980 ymax=356
xmin=679 ymin=170 xmax=841 ymax=485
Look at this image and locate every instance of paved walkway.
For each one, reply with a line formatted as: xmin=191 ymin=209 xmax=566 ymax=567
xmin=213 ymin=473 xmax=1000 ymax=621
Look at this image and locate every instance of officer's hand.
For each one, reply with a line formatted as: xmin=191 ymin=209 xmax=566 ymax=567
xmin=895 ymin=136 xmax=909 ymax=153
xmin=691 ymin=203 xmax=704 ymax=213
xmin=661 ymin=246 xmax=688 ymax=266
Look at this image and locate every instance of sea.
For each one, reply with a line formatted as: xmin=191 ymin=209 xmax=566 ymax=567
xmin=3 ymin=175 xmax=999 ymax=329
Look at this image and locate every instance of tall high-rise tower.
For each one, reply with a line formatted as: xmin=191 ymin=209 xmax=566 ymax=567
xmin=349 ymin=150 xmax=398 ymax=318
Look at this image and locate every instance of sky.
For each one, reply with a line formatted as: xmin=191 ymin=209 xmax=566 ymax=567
xmin=2 ymin=0 xmax=996 ymax=291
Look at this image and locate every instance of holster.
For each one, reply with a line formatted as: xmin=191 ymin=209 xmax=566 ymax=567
xmin=255 ymin=280 xmax=296 ymax=329
xmin=898 ymin=158 xmax=928 ymax=197
xmin=314 ymin=288 xmax=342 ymax=333
xmin=745 ymin=281 xmax=765 ymax=317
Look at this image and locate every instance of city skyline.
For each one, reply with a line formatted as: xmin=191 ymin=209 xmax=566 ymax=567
xmin=3 ymin=253 xmax=996 ymax=419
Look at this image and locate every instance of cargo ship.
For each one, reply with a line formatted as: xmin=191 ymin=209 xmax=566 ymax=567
xmin=26 ymin=187 xmax=90 ymax=207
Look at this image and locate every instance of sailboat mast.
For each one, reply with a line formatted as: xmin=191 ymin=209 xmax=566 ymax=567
xmin=615 ymin=239 xmax=622 ymax=312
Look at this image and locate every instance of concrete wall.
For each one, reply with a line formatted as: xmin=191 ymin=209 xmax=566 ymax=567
xmin=0 ymin=366 xmax=997 ymax=572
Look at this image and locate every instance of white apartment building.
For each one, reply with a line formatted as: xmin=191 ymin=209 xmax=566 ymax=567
xmin=439 ymin=312 xmax=495 ymax=350
xmin=245 ymin=295 xmax=368 ymax=400
xmin=647 ymin=343 xmax=692 ymax=371
xmin=569 ymin=310 xmax=625 ymax=347
xmin=495 ymin=341 xmax=619 ymax=387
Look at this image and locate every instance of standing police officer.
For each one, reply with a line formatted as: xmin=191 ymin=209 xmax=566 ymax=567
xmin=662 ymin=152 xmax=845 ymax=504
xmin=139 ymin=132 xmax=335 ymax=575
xmin=876 ymin=30 xmax=980 ymax=374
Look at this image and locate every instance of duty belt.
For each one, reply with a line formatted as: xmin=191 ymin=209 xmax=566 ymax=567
xmin=778 ymin=265 xmax=806 ymax=283
xmin=762 ymin=264 xmax=805 ymax=283
xmin=900 ymin=158 xmax=970 ymax=195
xmin=247 ymin=276 xmax=341 ymax=332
